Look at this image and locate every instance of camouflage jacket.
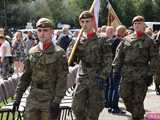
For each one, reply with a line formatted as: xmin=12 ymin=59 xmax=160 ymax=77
xmin=112 ymin=32 xmax=160 ymax=79
xmin=15 ymin=42 xmax=68 ymax=103
xmin=68 ymin=32 xmax=113 ymax=81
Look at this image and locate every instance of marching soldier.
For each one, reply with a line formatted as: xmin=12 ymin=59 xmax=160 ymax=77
xmin=153 ymin=31 xmax=160 ymax=95
xmin=112 ymin=16 xmax=160 ymax=120
xmin=71 ymin=11 xmax=113 ymax=120
xmin=13 ymin=18 xmax=68 ymax=120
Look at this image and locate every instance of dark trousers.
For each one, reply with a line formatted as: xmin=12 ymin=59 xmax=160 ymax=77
xmin=104 ymin=69 xmax=121 ymax=109
xmin=0 ymin=57 xmax=13 ymax=79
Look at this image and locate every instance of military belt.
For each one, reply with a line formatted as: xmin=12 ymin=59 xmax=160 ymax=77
xmin=36 ymin=83 xmax=44 ymax=89
xmin=125 ymin=63 xmax=147 ymax=67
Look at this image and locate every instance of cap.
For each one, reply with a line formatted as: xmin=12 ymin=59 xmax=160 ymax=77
xmin=36 ymin=18 xmax=53 ymax=28
xmin=79 ymin=11 xmax=93 ymax=20
xmin=132 ymin=15 xmax=145 ymax=24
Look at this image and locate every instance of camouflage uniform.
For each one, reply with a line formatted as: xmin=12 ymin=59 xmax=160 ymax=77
xmin=112 ymin=32 xmax=159 ymax=120
xmin=154 ymin=74 xmax=160 ymax=94
xmin=14 ymin=43 xmax=68 ymax=120
xmin=71 ymin=33 xmax=113 ymax=120
xmin=153 ymin=33 xmax=160 ymax=95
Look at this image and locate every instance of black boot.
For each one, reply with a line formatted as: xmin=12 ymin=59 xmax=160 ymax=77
xmin=155 ymin=84 xmax=160 ymax=95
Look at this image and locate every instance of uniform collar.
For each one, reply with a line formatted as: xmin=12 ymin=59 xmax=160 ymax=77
xmin=87 ymin=32 xmax=96 ymax=40
xmin=135 ymin=31 xmax=144 ymax=39
xmin=38 ymin=41 xmax=55 ymax=54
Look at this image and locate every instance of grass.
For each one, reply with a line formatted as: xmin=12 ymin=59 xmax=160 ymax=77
xmin=0 ymin=98 xmax=19 ymax=120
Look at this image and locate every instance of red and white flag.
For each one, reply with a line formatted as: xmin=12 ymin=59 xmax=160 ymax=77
xmin=90 ymin=0 xmax=100 ymax=31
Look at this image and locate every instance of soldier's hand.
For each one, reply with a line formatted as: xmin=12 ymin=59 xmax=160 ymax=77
xmin=145 ymin=75 xmax=153 ymax=87
xmin=49 ymin=102 xmax=60 ymax=118
xmin=12 ymin=101 xmax=20 ymax=112
xmin=96 ymin=72 xmax=105 ymax=89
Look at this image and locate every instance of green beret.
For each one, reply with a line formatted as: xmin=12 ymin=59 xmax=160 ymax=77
xmin=79 ymin=11 xmax=93 ymax=20
xmin=132 ymin=16 xmax=145 ymax=24
xmin=36 ymin=18 xmax=53 ymax=28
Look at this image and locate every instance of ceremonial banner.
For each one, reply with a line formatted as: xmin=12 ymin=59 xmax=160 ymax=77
xmin=107 ymin=1 xmax=121 ymax=27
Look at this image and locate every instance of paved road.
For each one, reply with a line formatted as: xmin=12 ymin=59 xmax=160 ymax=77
xmin=99 ymin=85 xmax=160 ymax=120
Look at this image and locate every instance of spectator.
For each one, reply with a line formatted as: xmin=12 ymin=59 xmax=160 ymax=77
xmin=106 ymin=26 xmax=115 ymax=39
xmin=24 ymin=31 xmax=36 ymax=56
xmin=0 ymin=28 xmax=12 ymax=79
xmin=12 ymin=31 xmax=25 ymax=76
xmin=105 ymin=25 xmax=127 ymax=114
xmin=57 ymin=27 xmax=72 ymax=51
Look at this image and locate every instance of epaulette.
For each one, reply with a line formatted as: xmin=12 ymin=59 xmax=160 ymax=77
xmin=29 ymin=45 xmax=41 ymax=54
xmin=55 ymin=45 xmax=64 ymax=53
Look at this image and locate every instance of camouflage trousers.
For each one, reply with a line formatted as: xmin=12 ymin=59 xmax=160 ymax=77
xmin=24 ymin=98 xmax=58 ymax=120
xmin=154 ymin=74 xmax=160 ymax=85
xmin=120 ymin=76 xmax=148 ymax=119
xmin=153 ymin=74 xmax=160 ymax=92
xmin=0 ymin=57 xmax=13 ymax=79
xmin=72 ymin=83 xmax=104 ymax=120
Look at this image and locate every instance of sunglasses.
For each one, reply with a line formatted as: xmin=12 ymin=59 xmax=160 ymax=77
xmin=37 ymin=28 xmax=50 ymax=32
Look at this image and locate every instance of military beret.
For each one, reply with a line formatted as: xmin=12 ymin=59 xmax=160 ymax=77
xmin=79 ymin=11 xmax=93 ymax=20
xmin=36 ymin=18 xmax=53 ymax=28
xmin=132 ymin=16 xmax=145 ymax=24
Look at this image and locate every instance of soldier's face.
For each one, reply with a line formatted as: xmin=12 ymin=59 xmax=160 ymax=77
xmin=133 ymin=21 xmax=145 ymax=32
xmin=37 ymin=27 xmax=53 ymax=43
xmin=79 ymin=18 xmax=93 ymax=32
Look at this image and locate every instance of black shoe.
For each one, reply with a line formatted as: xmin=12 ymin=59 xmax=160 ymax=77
xmin=108 ymin=108 xmax=112 ymax=113
xmin=156 ymin=89 xmax=160 ymax=95
xmin=105 ymin=103 xmax=110 ymax=108
xmin=2 ymin=77 xmax=8 ymax=80
xmin=104 ymin=102 xmax=110 ymax=108
xmin=111 ymin=108 xmax=126 ymax=114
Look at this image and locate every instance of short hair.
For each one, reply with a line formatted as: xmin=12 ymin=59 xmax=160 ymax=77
xmin=116 ymin=25 xmax=127 ymax=31
xmin=132 ymin=15 xmax=145 ymax=24
xmin=79 ymin=11 xmax=93 ymax=20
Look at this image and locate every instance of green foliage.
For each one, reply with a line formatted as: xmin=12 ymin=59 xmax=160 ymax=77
xmin=0 ymin=98 xmax=19 ymax=120
xmin=113 ymin=0 xmax=160 ymax=26
xmin=0 ymin=0 xmax=160 ymax=29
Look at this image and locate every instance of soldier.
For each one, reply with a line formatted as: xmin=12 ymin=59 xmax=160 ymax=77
xmin=71 ymin=11 xmax=113 ymax=120
xmin=112 ymin=16 xmax=160 ymax=120
xmin=153 ymin=31 xmax=160 ymax=95
xmin=13 ymin=18 xmax=68 ymax=120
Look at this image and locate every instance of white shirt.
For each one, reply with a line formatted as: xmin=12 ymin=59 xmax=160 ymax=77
xmin=0 ymin=40 xmax=12 ymax=57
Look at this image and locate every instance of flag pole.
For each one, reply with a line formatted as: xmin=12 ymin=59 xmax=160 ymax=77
xmin=68 ymin=0 xmax=96 ymax=65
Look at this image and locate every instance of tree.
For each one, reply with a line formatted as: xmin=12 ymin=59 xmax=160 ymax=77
xmin=153 ymin=0 xmax=160 ymax=21
xmin=112 ymin=0 xmax=137 ymax=27
xmin=139 ymin=0 xmax=154 ymax=21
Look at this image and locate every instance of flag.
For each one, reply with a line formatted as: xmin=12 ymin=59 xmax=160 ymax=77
xmin=68 ymin=0 xmax=100 ymax=65
xmin=90 ymin=0 xmax=100 ymax=31
xmin=107 ymin=1 xmax=121 ymax=27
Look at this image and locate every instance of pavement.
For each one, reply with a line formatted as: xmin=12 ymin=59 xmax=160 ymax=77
xmin=99 ymin=85 xmax=160 ymax=120
xmin=1 ymin=74 xmax=160 ymax=120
